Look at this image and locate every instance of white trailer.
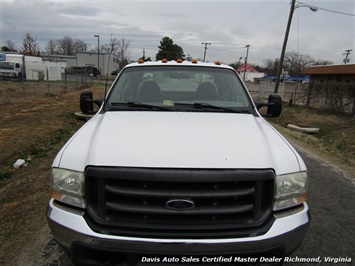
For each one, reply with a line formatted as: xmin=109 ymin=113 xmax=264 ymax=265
xmin=0 ymin=53 xmax=66 ymax=81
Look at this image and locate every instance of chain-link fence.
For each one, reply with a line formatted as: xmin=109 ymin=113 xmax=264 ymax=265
xmin=0 ymin=70 xmax=115 ymax=105
xmin=250 ymin=79 xmax=355 ymax=116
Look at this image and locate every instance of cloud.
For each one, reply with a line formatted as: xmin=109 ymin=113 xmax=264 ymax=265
xmin=1 ymin=1 xmax=354 ymax=65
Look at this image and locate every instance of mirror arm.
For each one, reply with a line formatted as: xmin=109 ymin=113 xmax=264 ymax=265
xmin=254 ymin=101 xmax=266 ymax=110
xmin=93 ymin=98 xmax=104 ymax=108
xmin=254 ymin=101 xmax=280 ymax=117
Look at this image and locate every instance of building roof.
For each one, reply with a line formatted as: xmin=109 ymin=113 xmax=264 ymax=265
xmin=42 ymin=54 xmax=76 ymax=59
xmin=236 ymin=64 xmax=258 ymax=73
xmin=302 ymin=64 xmax=355 ymax=75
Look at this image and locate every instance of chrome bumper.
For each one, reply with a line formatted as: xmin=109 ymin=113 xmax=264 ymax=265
xmin=47 ymin=198 xmax=309 ymax=257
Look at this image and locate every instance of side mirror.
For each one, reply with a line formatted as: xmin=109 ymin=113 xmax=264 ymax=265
xmin=80 ymin=90 xmax=104 ymax=114
xmin=266 ymin=94 xmax=282 ymax=117
xmin=255 ymin=94 xmax=282 ymax=118
xmin=80 ymin=90 xmax=95 ymax=114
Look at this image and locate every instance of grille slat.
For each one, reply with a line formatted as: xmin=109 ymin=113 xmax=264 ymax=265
xmin=105 ymin=184 xmax=255 ymax=198
xmin=106 ymin=202 xmax=254 ymax=215
xmin=85 ymin=167 xmax=275 ymax=239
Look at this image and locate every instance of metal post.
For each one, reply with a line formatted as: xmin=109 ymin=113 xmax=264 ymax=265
xmin=243 ymin=45 xmax=250 ymax=82
xmin=94 ymin=35 xmax=100 ymax=74
xmin=274 ymin=0 xmax=296 ymax=93
xmin=201 ymin=42 xmax=211 ymax=62
xmin=274 ymin=0 xmax=317 ymax=93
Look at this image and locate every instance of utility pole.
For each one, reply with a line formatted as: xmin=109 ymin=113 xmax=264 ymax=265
xmin=274 ymin=0 xmax=296 ymax=93
xmin=243 ymin=45 xmax=251 ymax=82
xmin=201 ymin=42 xmax=211 ymax=62
xmin=142 ymin=48 xmax=146 ymax=59
xmin=274 ymin=0 xmax=317 ymax=93
xmin=343 ymin=49 xmax=352 ymax=64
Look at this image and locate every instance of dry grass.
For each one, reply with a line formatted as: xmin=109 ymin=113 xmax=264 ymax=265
xmin=267 ymin=105 xmax=355 ymax=167
xmin=0 ymin=80 xmax=107 ymax=181
xmin=0 ymin=81 xmax=105 ymax=264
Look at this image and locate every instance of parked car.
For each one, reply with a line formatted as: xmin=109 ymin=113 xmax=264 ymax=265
xmin=69 ymin=65 xmax=101 ymax=77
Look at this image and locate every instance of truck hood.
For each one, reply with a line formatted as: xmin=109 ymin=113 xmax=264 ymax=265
xmin=54 ymin=112 xmax=304 ymax=175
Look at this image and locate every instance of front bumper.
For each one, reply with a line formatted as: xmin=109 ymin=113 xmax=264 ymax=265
xmin=47 ymin=199 xmax=310 ymax=264
xmin=0 ymin=72 xmax=17 ymax=77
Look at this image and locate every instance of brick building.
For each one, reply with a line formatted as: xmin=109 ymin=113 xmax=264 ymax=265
xmin=302 ymin=64 xmax=355 ymax=83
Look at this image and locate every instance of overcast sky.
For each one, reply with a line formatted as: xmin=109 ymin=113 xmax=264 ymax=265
xmin=1 ymin=0 xmax=354 ymax=66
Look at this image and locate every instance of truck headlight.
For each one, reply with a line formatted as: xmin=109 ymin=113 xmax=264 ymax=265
xmin=273 ymin=171 xmax=308 ymax=211
xmin=51 ymin=167 xmax=85 ymax=208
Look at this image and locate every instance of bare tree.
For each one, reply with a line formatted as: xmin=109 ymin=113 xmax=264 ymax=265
xmin=21 ymin=33 xmax=41 ymax=56
xmin=73 ymin=39 xmax=88 ymax=52
xmin=56 ymin=36 xmax=75 ymax=55
xmin=4 ymin=40 xmax=17 ymax=51
xmin=284 ymin=51 xmax=300 ymax=74
xmin=284 ymin=51 xmax=315 ymax=75
xmin=263 ymin=58 xmax=279 ymax=75
xmin=45 ymin=39 xmax=57 ymax=55
xmin=101 ymin=37 xmax=120 ymax=53
xmin=55 ymin=36 xmax=88 ymax=55
xmin=298 ymin=54 xmax=315 ymax=73
xmin=117 ymin=38 xmax=131 ymax=69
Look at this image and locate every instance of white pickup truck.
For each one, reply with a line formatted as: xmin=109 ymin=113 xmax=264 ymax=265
xmin=47 ymin=59 xmax=310 ymax=265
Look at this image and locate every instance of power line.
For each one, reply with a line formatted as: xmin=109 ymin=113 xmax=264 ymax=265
xmin=232 ymin=0 xmax=269 ymax=34
xmin=298 ymin=1 xmax=355 ymax=16
xmin=245 ymin=3 xmax=290 ymax=39
xmin=244 ymin=1 xmax=354 ymax=41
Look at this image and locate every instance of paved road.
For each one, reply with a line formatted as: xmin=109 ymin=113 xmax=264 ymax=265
xmin=41 ymin=145 xmax=354 ymax=266
xmin=291 ymin=146 xmax=355 ymax=264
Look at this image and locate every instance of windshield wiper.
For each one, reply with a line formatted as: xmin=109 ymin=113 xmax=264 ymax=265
xmin=175 ymin=102 xmax=251 ymax=114
xmin=110 ymin=102 xmax=171 ymax=111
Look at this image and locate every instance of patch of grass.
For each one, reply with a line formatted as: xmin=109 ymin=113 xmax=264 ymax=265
xmin=48 ymin=123 xmax=80 ymax=145
xmin=26 ymin=145 xmax=49 ymax=159
xmin=24 ymin=122 xmax=82 ymax=159
xmin=269 ymin=105 xmax=355 ymax=167
xmin=0 ymin=120 xmax=83 ymax=186
xmin=0 ymin=172 xmax=13 ymax=181
xmin=1 ymin=172 xmax=12 ymax=186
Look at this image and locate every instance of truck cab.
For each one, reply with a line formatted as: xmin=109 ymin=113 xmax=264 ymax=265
xmin=47 ymin=59 xmax=310 ymax=265
xmin=0 ymin=61 xmax=23 ymax=80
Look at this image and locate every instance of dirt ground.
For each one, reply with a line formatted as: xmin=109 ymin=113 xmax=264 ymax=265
xmin=0 ymin=80 xmax=105 ymax=265
xmin=0 ymin=80 xmax=354 ymax=265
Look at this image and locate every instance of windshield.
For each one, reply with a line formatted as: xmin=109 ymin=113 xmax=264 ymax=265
xmin=0 ymin=62 xmax=15 ymax=70
xmin=105 ymin=65 xmax=253 ymax=113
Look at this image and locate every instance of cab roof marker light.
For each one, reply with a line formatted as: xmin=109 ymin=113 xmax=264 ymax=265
xmin=191 ymin=59 xmax=198 ymax=64
xmin=177 ymin=58 xmax=183 ymax=63
xmin=215 ymin=61 xmax=221 ymax=65
xmin=138 ymin=59 xmax=144 ymax=64
xmin=162 ymin=59 xmax=168 ymax=63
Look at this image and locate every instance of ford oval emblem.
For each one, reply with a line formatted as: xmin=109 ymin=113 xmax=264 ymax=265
xmin=166 ymin=199 xmax=195 ymax=211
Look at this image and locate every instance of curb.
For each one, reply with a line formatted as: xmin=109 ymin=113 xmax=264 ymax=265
xmin=287 ymin=124 xmax=320 ymax=134
xmin=74 ymin=112 xmax=94 ymax=121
